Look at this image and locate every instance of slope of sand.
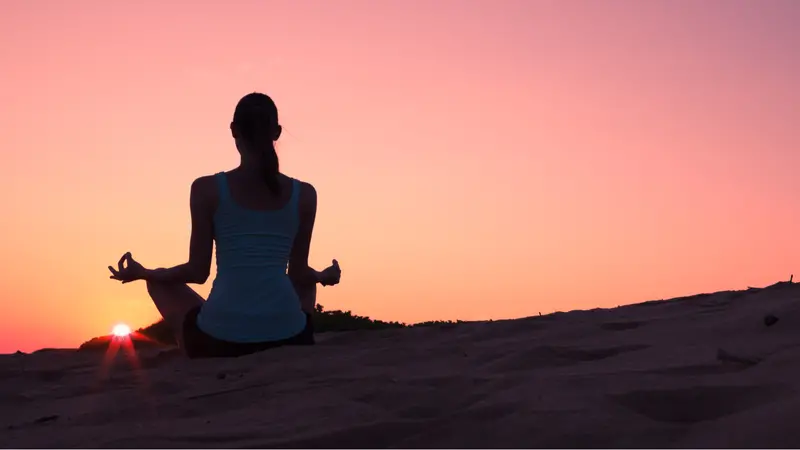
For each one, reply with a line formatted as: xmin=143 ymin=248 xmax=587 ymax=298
xmin=3 ymin=283 xmax=800 ymax=448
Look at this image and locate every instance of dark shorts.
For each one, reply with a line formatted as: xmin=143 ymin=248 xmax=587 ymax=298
xmin=182 ymin=306 xmax=315 ymax=359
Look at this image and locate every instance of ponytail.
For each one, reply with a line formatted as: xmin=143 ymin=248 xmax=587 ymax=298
xmin=232 ymin=92 xmax=283 ymax=195
xmin=262 ymin=141 xmax=281 ymax=194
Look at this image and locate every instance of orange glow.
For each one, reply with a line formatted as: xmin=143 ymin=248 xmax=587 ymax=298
xmin=1 ymin=0 xmax=799 ymax=353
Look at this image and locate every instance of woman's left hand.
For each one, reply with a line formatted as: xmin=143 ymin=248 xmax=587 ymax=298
xmin=108 ymin=252 xmax=147 ymax=284
xmin=319 ymin=259 xmax=341 ymax=286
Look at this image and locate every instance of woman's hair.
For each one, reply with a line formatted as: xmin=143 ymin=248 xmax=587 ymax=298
xmin=231 ymin=92 xmax=282 ymax=194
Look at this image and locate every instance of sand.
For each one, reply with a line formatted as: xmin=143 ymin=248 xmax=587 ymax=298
xmin=3 ymin=283 xmax=800 ymax=448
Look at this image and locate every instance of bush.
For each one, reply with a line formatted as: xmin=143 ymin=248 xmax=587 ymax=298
xmin=310 ymin=303 xmax=405 ymax=332
xmin=81 ymin=304 xmax=462 ymax=348
xmin=132 ymin=304 xmax=409 ymax=346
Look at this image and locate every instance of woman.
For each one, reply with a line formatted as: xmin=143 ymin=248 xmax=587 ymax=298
xmin=108 ymin=92 xmax=341 ymax=358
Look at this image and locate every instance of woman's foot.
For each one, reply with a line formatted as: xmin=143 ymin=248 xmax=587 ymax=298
xmin=318 ymin=259 xmax=341 ymax=286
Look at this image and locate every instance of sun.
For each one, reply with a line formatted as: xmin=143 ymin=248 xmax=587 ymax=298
xmin=111 ymin=323 xmax=132 ymax=337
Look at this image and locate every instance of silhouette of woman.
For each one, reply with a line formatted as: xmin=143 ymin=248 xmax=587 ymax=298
xmin=108 ymin=92 xmax=341 ymax=358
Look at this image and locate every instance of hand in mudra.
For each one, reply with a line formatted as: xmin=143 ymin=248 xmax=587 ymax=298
xmin=319 ymin=259 xmax=341 ymax=286
xmin=108 ymin=252 xmax=146 ymax=284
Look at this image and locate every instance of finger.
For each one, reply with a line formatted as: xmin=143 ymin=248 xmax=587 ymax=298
xmin=117 ymin=253 xmax=128 ymax=271
xmin=121 ymin=252 xmax=134 ymax=271
xmin=332 ymin=259 xmax=339 ymax=268
xmin=108 ymin=266 xmax=119 ymax=276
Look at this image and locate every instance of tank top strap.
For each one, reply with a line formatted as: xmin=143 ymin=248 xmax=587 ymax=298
xmin=290 ymin=178 xmax=301 ymax=216
xmin=214 ymin=172 xmax=232 ymax=204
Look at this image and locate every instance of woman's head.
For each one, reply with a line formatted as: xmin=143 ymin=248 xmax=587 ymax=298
xmin=230 ymin=92 xmax=283 ymax=193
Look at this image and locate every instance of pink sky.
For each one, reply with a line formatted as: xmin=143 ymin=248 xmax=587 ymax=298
xmin=1 ymin=0 xmax=798 ymax=353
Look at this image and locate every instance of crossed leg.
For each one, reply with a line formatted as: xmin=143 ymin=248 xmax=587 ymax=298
xmin=144 ymin=260 xmax=338 ymax=352
xmin=145 ymin=280 xmax=204 ymax=348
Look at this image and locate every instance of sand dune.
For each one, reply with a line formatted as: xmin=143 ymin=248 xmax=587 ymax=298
xmin=3 ymin=283 xmax=800 ymax=448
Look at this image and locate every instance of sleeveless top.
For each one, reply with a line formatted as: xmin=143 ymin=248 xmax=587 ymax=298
xmin=196 ymin=172 xmax=308 ymax=343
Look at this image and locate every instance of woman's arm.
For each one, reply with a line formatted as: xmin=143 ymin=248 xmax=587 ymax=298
xmin=144 ymin=177 xmax=215 ymax=284
xmin=294 ymin=266 xmax=340 ymax=286
xmin=288 ymin=181 xmax=318 ymax=286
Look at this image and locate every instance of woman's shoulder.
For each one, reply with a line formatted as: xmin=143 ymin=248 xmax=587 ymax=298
xmin=191 ymin=173 xmax=222 ymax=192
xmin=282 ymin=174 xmax=316 ymax=195
xmin=282 ymin=175 xmax=317 ymax=210
xmin=189 ymin=173 xmax=224 ymax=205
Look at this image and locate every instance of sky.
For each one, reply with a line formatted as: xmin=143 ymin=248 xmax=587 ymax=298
xmin=1 ymin=0 xmax=798 ymax=353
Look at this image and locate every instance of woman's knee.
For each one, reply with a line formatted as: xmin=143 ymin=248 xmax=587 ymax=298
xmin=146 ymin=279 xmax=180 ymax=297
xmin=296 ymin=283 xmax=316 ymax=312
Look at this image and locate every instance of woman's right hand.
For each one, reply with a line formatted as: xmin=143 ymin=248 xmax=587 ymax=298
xmin=108 ymin=252 xmax=147 ymax=284
xmin=318 ymin=259 xmax=341 ymax=286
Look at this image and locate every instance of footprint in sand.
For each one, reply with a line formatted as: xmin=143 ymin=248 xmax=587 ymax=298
xmin=644 ymin=363 xmax=751 ymax=377
xmin=600 ymin=321 xmax=644 ymax=331
xmin=139 ymin=349 xmax=183 ymax=369
xmin=34 ymin=370 xmax=67 ymax=383
xmin=611 ymin=384 xmax=789 ymax=424
xmin=490 ymin=344 xmax=650 ymax=372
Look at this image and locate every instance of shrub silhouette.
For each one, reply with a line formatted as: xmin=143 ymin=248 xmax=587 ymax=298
xmin=80 ymin=304 xmax=462 ymax=348
xmin=310 ymin=303 xmax=405 ymax=332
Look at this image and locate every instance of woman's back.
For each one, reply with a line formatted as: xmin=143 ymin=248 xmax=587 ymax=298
xmin=196 ymin=171 xmax=308 ymax=343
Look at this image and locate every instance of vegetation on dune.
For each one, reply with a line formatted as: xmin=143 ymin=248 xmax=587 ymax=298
xmin=74 ymin=275 xmax=800 ymax=351
xmin=310 ymin=303 xmax=406 ymax=332
xmin=78 ymin=332 xmax=162 ymax=351
xmin=80 ymin=304 xmax=463 ymax=348
xmin=311 ymin=304 xmax=464 ymax=331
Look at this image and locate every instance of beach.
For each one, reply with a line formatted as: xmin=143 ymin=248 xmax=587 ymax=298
xmin=3 ymin=283 xmax=800 ymax=448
